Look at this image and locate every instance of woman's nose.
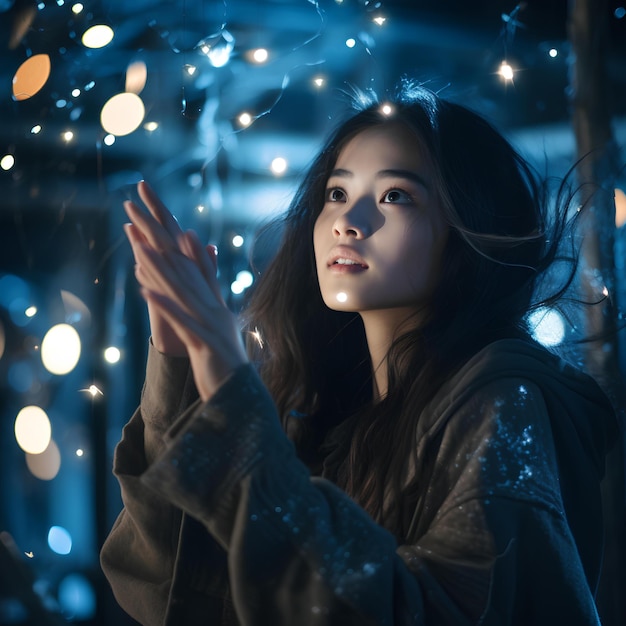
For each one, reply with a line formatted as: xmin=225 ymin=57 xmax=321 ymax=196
xmin=332 ymin=199 xmax=375 ymax=239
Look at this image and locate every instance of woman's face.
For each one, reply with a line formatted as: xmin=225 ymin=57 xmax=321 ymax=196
xmin=313 ymin=123 xmax=448 ymax=317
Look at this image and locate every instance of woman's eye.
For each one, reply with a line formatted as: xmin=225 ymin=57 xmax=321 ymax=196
xmin=381 ymin=189 xmax=412 ymax=204
xmin=326 ymin=188 xmax=346 ymax=202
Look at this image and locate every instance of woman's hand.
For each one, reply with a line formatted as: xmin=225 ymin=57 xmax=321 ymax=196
xmin=124 ymin=181 xmax=248 ymax=402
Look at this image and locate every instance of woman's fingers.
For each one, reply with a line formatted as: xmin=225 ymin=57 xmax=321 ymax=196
xmin=137 ymin=181 xmax=183 ymax=241
xmin=183 ymin=231 xmax=224 ymax=305
xmin=124 ymin=200 xmax=178 ymax=254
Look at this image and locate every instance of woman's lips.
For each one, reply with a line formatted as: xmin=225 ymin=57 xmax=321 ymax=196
xmin=328 ymin=258 xmax=368 ymax=274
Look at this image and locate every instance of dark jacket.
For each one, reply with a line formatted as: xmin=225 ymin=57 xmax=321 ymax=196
xmin=101 ymin=338 xmax=617 ymax=625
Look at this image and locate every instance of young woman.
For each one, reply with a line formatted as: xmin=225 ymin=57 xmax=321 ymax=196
xmin=100 ymin=87 xmax=617 ymax=625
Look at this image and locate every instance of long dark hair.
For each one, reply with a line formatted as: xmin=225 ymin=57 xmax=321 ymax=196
xmin=242 ymin=86 xmax=574 ymax=538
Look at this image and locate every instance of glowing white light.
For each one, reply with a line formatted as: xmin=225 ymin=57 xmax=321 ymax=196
xmin=602 ymin=286 xmax=609 ymax=297
xmin=251 ymin=328 xmax=264 ymax=348
xmin=197 ymin=30 xmax=235 ymax=68
xmin=270 ymin=157 xmax=288 ymax=175
xmin=85 ymin=384 xmax=103 ymax=397
xmin=380 ymin=103 xmax=393 ymax=116
xmin=26 ymin=439 xmax=61 ymax=480
xmin=236 ymin=270 xmax=253 ymax=288
xmin=62 ymin=130 xmax=74 ymax=142
xmin=336 ymin=292 xmax=348 ymax=303
xmin=41 ymin=323 xmax=81 ymax=375
xmin=81 ymin=24 xmax=114 ymax=49
xmin=100 ymin=92 xmax=145 ymax=136
xmin=71 ymin=88 xmax=81 ymax=97
xmin=103 ymin=134 xmax=115 ymax=146
xmin=528 ymin=307 xmax=565 ymax=347
xmin=548 ymin=48 xmax=558 ymax=58
xmin=71 ymin=3 xmax=83 ymax=13
xmin=25 ymin=552 xmax=34 ymax=558
xmin=25 ymin=306 xmax=37 ymax=317
xmin=196 ymin=204 xmax=205 ymax=213
xmin=31 ymin=125 xmax=42 ymax=134
xmin=238 ymin=112 xmax=252 ymax=126
xmin=1 ymin=154 xmax=15 ymax=171
xmin=313 ymin=76 xmax=325 ymax=87
xmin=498 ymin=61 xmax=514 ymax=81
xmin=104 ymin=346 xmax=121 ymax=363
xmin=144 ymin=121 xmax=159 ymax=132
xmin=48 ymin=526 xmax=72 ymax=555
xmin=345 ymin=38 xmax=356 ymax=48
xmin=373 ymin=16 xmax=386 ymax=25
xmin=184 ymin=64 xmax=197 ymax=76
xmin=76 ymin=448 xmax=84 ymax=457
xmin=231 ymin=280 xmax=244 ymax=295
xmin=15 ymin=406 xmax=52 ymax=454
xmin=57 ymin=0 xmax=64 ymax=6
xmin=84 ymin=80 xmax=95 ymax=91
xmin=232 ymin=235 xmax=244 ymax=248
xmin=252 ymin=48 xmax=268 ymax=63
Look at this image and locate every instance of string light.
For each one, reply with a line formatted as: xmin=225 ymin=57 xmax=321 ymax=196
xmin=238 ymin=112 xmax=252 ymax=127
xmin=251 ymin=48 xmax=269 ymax=63
xmin=548 ymin=48 xmax=558 ymax=58
xmin=71 ymin=3 xmax=83 ymax=13
xmin=41 ymin=323 xmax=81 ymax=374
xmin=12 ymin=54 xmax=51 ymax=101
xmin=15 ymin=406 xmax=52 ymax=454
xmin=25 ymin=306 xmax=37 ymax=317
xmin=144 ymin=121 xmax=159 ymax=132
xmin=104 ymin=346 xmax=120 ymax=363
xmin=345 ymin=38 xmax=356 ymax=48
xmin=380 ymin=103 xmax=393 ymax=116
xmin=1 ymin=154 xmax=15 ymax=170
xmin=62 ymin=130 xmax=74 ymax=142
xmin=30 ymin=124 xmax=42 ymax=134
xmin=184 ymin=64 xmax=197 ymax=76
xmin=372 ymin=16 xmax=386 ymax=25
xmin=196 ymin=204 xmax=205 ymax=213
xmin=270 ymin=157 xmax=288 ymax=175
xmin=232 ymin=234 xmax=244 ymax=248
xmin=100 ymin=92 xmax=145 ymax=136
xmin=498 ymin=61 xmax=515 ymax=81
xmin=81 ymin=24 xmax=114 ymax=49
xmin=103 ymin=134 xmax=115 ymax=146
xmin=313 ymin=76 xmax=325 ymax=88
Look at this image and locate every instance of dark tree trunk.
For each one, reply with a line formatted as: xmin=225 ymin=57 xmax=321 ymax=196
xmin=568 ymin=1 xmax=625 ymax=623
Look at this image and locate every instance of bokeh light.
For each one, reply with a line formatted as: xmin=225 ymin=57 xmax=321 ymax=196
xmin=125 ymin=60 xmax=147 ymax=94
xmin=15 ymin=405 xmax=52 ymax=454
xmin=12 ymin=54 xmax=51 ymax=101
xmin=100 ymin=92 xmax=146 ymax=136
xmin=41 ymin=323 xmax=81 ymax=375
xmin=58 ymin=573 xmax=96 ymax=620
xmin=527 ymin=307 xmax=565 ymax=347
xmin=81 ymin=24 xmax=114 ymax=49
xmin=104 ymin=346 xmax=121 ymax=363
xmin=48 ymin=525 xmax=72 ymax=555
xmin=26 ymin=439 xmax=61 ymax=480
xmin=270 ymin=157 xmax=288 ymax=175
xmin=1 ymin=154 xmax=15 ymax=170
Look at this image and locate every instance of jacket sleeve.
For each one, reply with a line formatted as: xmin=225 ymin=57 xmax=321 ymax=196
xmin=140 ymin=364 xmax=602 ymax=625
xmin=100 ymin=341 xmax=202 ymax=625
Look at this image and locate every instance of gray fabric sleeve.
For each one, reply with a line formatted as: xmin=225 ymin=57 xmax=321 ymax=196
xmin=141 ymin=366 xmax=601 ymax=625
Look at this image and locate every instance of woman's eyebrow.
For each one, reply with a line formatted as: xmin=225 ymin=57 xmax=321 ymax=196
xmin=376 ymin=169 xmax=430 ymax=192
xmin=328 ymin=168 xmax=429 ymax=191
